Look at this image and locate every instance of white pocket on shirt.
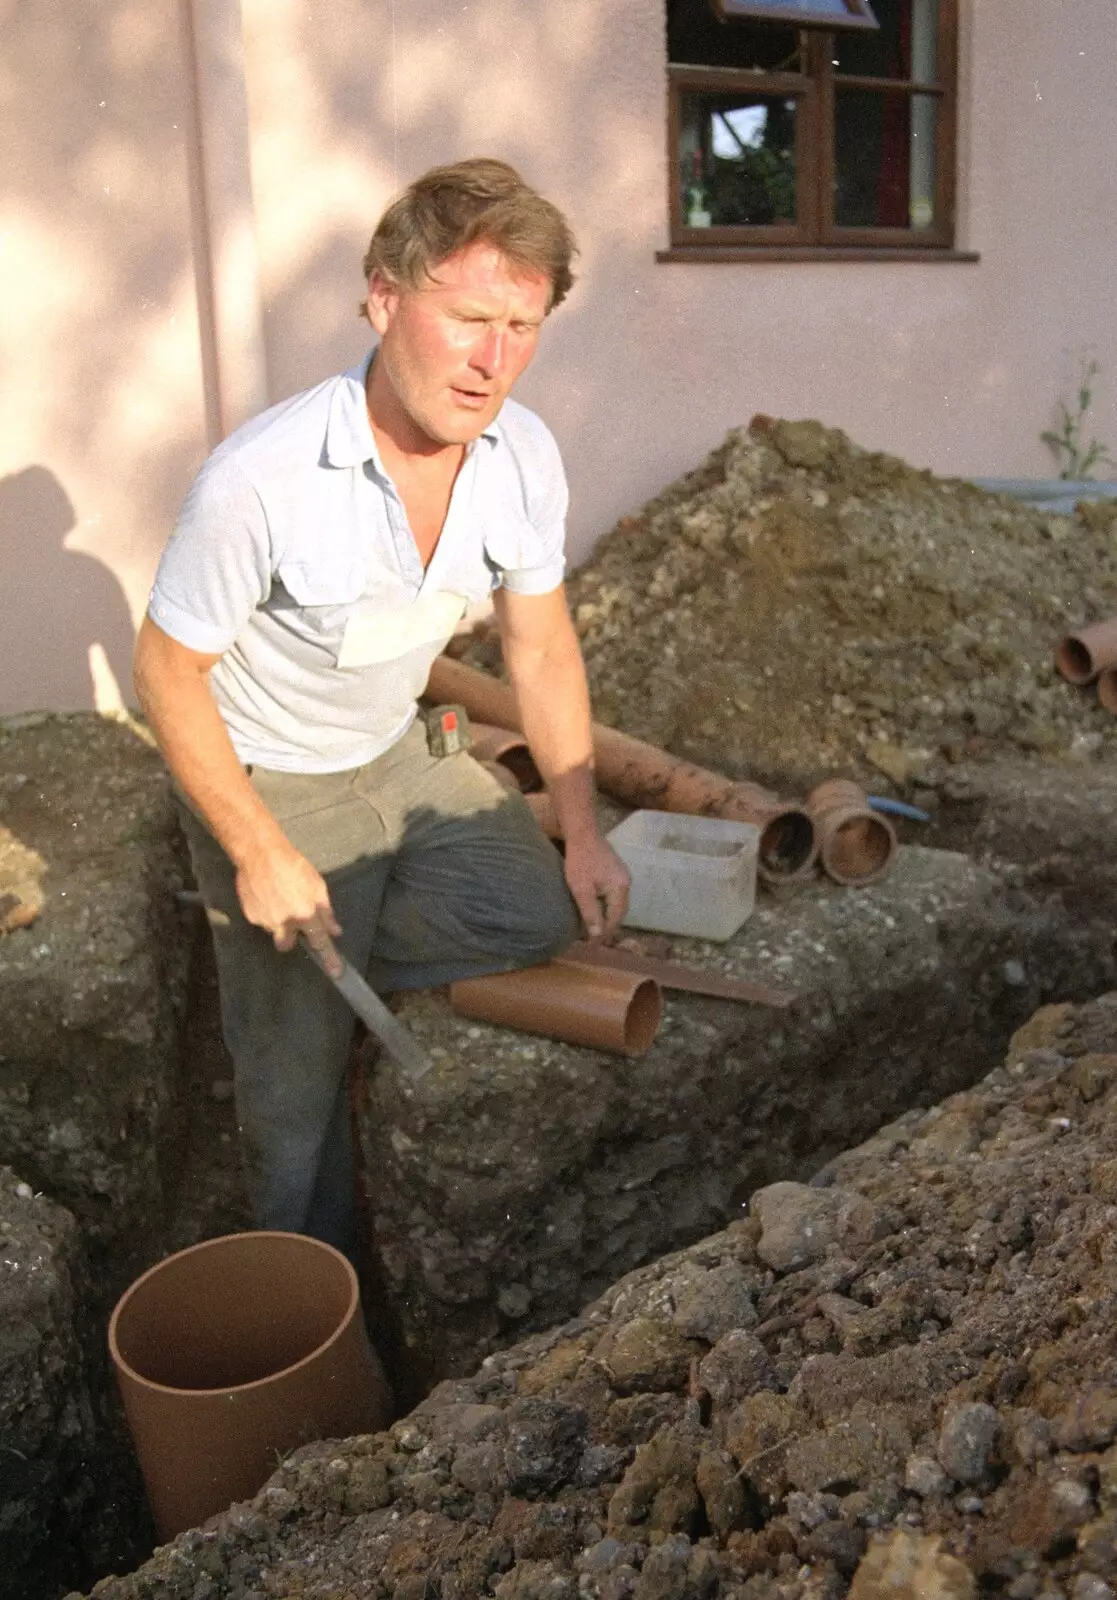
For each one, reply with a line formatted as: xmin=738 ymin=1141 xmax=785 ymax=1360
xmin=336 ymin=590 xmax=468 ymax=668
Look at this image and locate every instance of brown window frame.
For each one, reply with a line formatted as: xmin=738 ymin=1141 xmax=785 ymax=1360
xmin=666 ymin=0 xmax=960 ymax=255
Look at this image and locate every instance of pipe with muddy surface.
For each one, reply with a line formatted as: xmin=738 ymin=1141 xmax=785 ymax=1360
xmin=428 ymin=656 xmax=816 ymax=882
xmin=449 ymin=957 xmax=662 ymax=1056
xmin=1055 ymin=616 xmax=1117 ymax=685
xmin=806 ymin=778 xmax=897 ymax=887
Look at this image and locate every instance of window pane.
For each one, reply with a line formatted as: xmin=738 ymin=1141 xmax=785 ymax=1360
xmin=833 ymin=89 xmax=937 ymax=227
xmin=679 ymin=91 xmax=798 ymax=225
xmin=667 ymin=0 xmax=800 ymax=70
xmin=833 ymin=0 xmax=938 ymax=80
xmin=719 ymin=0 xmax=869 ymax=19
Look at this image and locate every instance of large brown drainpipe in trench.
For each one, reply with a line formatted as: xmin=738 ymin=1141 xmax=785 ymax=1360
xmin=1055 ymin=616 xmax=1117 ymax=685
xmin=427 ymin=657 xmax=816 ymax=883
xmin=450 ymin=958 xmax=662 ymax=1056
xmin=806 ymin=778 xmax=897 ymax=888
xmin=109 ymin=1231 xmax=392 ymax=1541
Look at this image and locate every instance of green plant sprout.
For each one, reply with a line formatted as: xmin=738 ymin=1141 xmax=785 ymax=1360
xmin=1041 ymin=357 xmax=1115 ymax=480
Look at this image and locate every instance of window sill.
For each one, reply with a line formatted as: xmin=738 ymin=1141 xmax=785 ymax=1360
xmin=656 ymin=245 xmax=981 ymax=264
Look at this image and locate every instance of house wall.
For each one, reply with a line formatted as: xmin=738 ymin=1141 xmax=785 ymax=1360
xmin=2 ymin=0 xmax=1114 ymax=712
xmin=0 ymin=0 xmax=210 ymax=714
xmin=240 ymin=0 xmax=1117 ymax=563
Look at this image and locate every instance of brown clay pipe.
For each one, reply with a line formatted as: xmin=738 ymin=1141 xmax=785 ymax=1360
xmin=806 ymin=778 xmax=897 ymax=887
xmin=428 ymin=656 xmax=816 ymax=883
xmin=1055 ymin=616 xmax=1117 ymax=685
xmin=449 ymin=958 xmax=662 ymax=1056
xmin=469 ymin=722 xmax=543 ymax=792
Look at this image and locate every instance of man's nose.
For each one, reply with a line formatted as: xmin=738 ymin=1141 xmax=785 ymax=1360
xmin=469 ymin=326 xmax=505 ymax=379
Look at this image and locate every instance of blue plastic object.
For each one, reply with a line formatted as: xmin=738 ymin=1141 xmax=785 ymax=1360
xmin=867 ymin=794 xmax=931 ymax=824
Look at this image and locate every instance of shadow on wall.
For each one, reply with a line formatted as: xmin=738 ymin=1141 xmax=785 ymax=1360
xmin=0 ymin=467 xmax=136 ymax=715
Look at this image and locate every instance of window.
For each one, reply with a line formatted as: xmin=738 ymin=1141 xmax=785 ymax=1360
xmin=665 ymin=0 xmax=961 ymax=256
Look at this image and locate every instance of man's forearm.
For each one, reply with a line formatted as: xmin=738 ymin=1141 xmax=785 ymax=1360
xmin=505 ymin=634 xmax=600 ymax=844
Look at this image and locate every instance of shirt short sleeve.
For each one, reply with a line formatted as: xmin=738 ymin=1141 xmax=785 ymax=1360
xmin=148 ymin=455 xmax=273 ymax=654
xmin=495 ymin=413 xmax=569 ymax=596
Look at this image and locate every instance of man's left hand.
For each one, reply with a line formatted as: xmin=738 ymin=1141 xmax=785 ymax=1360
xmin=562 ymin=834 xmax=630 ymax=941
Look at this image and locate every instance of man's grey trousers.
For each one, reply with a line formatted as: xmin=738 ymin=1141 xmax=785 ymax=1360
xmin=177 ymin=720 xmax=579 ymax=1258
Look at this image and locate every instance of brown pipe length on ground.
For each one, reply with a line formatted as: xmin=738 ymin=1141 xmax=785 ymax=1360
xmin=449 ymin=958 xmax=662 ymax=1056
xmin=1055 ymin=616 xmax=1117 ymax=685
xmin=806 ymin=778 xmax=897 ymax=887
xmin=427 ymin=656 xmax=816 ymax=882
xmin=1098 ymin=668 xmax=1117 ymax=714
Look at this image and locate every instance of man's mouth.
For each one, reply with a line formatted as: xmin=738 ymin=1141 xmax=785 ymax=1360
xmin=450 ymin=385 xmax=492 ymax=408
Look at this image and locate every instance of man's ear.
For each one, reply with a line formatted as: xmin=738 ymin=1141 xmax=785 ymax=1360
xmin=365 ymin=272 xmax=400 ymax=337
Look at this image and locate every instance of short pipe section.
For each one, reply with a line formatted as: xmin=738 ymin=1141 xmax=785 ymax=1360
xmin=469 ymin=722 xmax=542 ymax=792
xmin=109 ymin=1231 xmax=392 ymax=1541
xmin=449 ymin=959 xmax=662 ymax=1056
xmin=1098 ymin=668 xmax=1117 ymax=714
xmin=807 ymin=778 xmax=898 ymax=887
xmin=1055 ymin=615 xmax=1117 ymax=685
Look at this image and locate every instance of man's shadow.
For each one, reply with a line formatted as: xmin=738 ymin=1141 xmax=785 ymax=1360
xmin=0 ymin=466 xmax=136 ymax=713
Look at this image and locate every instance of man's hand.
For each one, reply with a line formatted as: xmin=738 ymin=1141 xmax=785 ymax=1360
xmin=562 ymin=834 xmax=630 ymax=942
xmin=234 ymin=839 xmax=343 ymax=975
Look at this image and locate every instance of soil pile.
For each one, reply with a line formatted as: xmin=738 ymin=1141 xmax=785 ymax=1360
xmin=79 ymin=991 xmax=1117 ymax=1600
xmin=465 ymin=419 xmax=1117 ymax=794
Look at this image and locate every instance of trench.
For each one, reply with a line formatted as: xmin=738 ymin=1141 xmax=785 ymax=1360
xmin=9 ymin=776 xmax=1117 ymax=1600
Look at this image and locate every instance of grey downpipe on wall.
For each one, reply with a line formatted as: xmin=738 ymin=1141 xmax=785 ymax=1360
xmin=180 ymin=0 xmax=269 ymax=444
xmin=970 ymin=478 xmax=1117 ymax=514
xmin=109 ymin=1231 xmax=393 ymax=1540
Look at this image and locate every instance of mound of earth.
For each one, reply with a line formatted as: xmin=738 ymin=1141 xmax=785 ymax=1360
xmin=462 ymin=418 xmax=1117 ymax=796
xmin=78 ymin=991 xmax=1117 ymax=1600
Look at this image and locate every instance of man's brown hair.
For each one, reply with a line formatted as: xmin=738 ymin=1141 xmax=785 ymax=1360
xmin=360 ymin=158 xmax=577 ymax=316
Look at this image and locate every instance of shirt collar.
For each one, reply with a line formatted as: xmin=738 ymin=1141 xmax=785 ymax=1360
xmin=324 ymin=347 xmax=504 ymax=471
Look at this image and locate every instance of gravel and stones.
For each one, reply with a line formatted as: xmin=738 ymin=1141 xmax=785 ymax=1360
xmin=76 ymin=990 xmax=1117 ymax=1600
xmin=356 ymin=844 xmax=1117 ymax=1402
xmin=0 ymin=1168 xmax=94 ymax=1600
xmin=0 ymin=712 xmax=191 ymax=1277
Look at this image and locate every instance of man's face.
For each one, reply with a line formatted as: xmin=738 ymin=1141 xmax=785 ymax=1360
xmin=365 ymin=241 xmax=552 ymax=449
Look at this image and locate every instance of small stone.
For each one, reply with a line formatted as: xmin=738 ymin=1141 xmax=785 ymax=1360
xmin=846 ymin=1530 xmax=976 ymax=1600
xmin=498 ymin=1283 xmax=533 ymax=1320
xmin=1073 ymin=1579 xmax=1115 ymax=1600
xmin=905 ymin=1455 xmax=951 ymax=1498
xmin=1002 ymin=960 xmax=1027 ymax=987
xmin=938 ymin=1402 xmax=1000 ymax=1485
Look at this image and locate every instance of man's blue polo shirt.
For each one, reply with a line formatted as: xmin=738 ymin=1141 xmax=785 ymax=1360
xmin=149 ymin=352 xmax=568 ymax=772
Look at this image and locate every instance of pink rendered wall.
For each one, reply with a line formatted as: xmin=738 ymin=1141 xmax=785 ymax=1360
xmin=3 ymin=1 xmax=1115 ymax=712
xmin=241 ymin=0 xmax=1117 ymax=562
xmin=0 ymin=0 xmax=210 ymax=714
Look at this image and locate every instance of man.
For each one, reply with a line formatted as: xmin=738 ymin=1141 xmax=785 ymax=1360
xmin=134 ymin=158 xmax=629 ymax=1258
